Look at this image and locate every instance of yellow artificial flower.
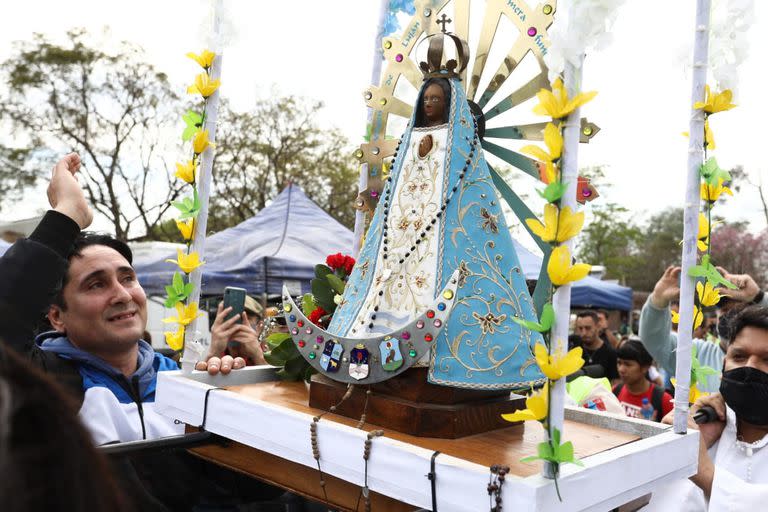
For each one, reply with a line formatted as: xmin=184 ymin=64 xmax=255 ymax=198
xmin=162 ymin=302 xmax=203 ymax=327
xmin=501 ymin=382 xmax=548 ymax=422
xmin=175 ymin=218 xmax=195 ymax=241
xmin=533 ymin=78 xmax=597 ymax=120
xmin=525 ymin=204 xmax=584 ymax=243
xmin=547 ymin=245 xmax=591 ymax=286
xmin=164 ymin=326 xmax=185 ymax=351
xmin=704 ymin=118 xmax=716 ymax=150
xmin=671 ymin=379 xmax=709 ymax=404
xmin=192 ymin=129 xmax=215 ymax=154
xmin=697 ymin=281 xmax=721 ymax=307
xmin=174 ymin=160 xmax=196 ymax=184
xmin=166 ymin=249 xmax=205 ymax=274
xmin=701 ymin=178 xmax=732 ymax=202
xmin=534 ymin=343 xmax=585 ymax=381
xmin=671 ymin=305 xmax=703 ymax=329
xmin=186 ymin=49 xmax=216 ymax=69
xmin=697 ymin=213 xmax=709 ymax=251
xmin=693 ymin=85 xmax=736 ymax=114
xmin=187 ymin=72 xmax=221 ymax=98
xmin=521 ymin=123 xmax=563 ymax=184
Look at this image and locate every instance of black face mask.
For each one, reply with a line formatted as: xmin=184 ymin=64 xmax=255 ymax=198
xmin=720 ymin=366 xmax=768 ymax=425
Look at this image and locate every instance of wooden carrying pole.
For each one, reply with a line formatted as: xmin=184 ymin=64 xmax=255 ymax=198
xmin=181 ymin=0 xmax=224 ymax=372
xmin=545 ymin=56 xmax=584 ymax=477
xmin=674 ymin=0 xmax=711 ymax=434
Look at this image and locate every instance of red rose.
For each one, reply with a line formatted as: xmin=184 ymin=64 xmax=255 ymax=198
xmin=325 ymin=253 xmax=344 ymax=271
xmin=343 ymin=255 xmax=356 ymax=275
xmin=308 ymin=307 xmax=328 ymax=326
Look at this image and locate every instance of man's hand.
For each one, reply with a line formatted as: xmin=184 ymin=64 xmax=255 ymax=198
xmin=691 ymin=393 xmax=727 ymax=449
xmin=195 ymin=354 xmax=246 ymax=375
xmin=48 ymin=153 xmax=92 ymax=229
xmin=650 ymin=266 xmax=681 ymax=309
xmin=208 ymin=302 xmax=243 ymax=356
xmin=716 ymin=267 xmax=761 ymax=303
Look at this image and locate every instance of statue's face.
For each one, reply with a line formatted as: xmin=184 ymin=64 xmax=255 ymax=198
xmin=422 ymin=83 xmax=446 ymax=126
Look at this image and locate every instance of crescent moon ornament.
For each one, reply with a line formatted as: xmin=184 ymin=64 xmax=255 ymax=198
xmin=282 ymin=270 xmax=460 ymax=384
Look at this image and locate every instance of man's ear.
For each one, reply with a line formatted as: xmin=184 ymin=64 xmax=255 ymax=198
xmin=47 ymin=305 xmax=67 ymax=333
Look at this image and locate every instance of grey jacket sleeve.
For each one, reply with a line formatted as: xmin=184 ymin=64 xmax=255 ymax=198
xmin=638 ymin=297 xmax=679 ymax=377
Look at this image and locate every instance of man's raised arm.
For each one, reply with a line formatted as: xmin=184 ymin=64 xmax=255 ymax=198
xmin=0 ymin=154 xmax=92 ymax=352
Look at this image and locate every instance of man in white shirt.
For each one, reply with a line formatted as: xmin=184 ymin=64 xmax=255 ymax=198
xmin=645 ymin=305 xmax=768 ymax=510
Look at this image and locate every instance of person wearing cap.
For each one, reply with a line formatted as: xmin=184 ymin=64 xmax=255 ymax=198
xmin=639 ymin=266 xmax=768 ymax=392
xmin=205 ymin=295 xmax=267 ymax=367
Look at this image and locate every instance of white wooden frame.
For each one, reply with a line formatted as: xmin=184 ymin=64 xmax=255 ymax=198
xmin=156 ymin=368 xmax=698 ymax=512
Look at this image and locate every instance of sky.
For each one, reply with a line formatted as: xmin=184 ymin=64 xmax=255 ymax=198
xmin=2 ymin=0 xmax=767 ymax=245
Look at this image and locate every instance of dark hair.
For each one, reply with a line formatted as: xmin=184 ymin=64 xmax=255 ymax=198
xmin=414 ymin=77 xmax=452 ymax=127
xmin=576 ymin=311 xmax=599 ymax=324
xmin=51 ymin=232 xmax=134 ymax=310
xmin=0 ymin=342 xmax=128 ymax=511
xmin=616 ymin=339 xmax=653 ymax=367
xmin=596 ymin=309 xmax=609 ymax=318
xmin=727 ymin=305 xmax=768 ymax=345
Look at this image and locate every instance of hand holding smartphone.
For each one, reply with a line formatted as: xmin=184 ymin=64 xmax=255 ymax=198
xmin=223 ymin=286 xmax=247 ymax=347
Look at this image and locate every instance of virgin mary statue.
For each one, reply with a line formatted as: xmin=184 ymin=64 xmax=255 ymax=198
xmin=327 ymin=35 xmax=545 ymax=390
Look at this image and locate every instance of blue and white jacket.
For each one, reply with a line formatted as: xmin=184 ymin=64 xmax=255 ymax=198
xmin=36 ymin=332 xmax=185 ymax=445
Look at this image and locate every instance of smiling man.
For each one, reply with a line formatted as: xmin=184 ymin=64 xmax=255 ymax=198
xmin=0 ymin=153 xmax=260 ymax=510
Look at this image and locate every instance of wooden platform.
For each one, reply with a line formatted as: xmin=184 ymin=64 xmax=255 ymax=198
xmin=155 ymin=367 xmax=700 ymax=512
xmin=225 ymin=380 xmax=638 ymax=478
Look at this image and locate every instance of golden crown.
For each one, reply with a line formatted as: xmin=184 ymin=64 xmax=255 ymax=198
xmin=418 ymin=30 xmax=469 ymax=80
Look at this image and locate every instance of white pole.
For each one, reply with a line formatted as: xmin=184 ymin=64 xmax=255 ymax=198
xmin=181 ymin=0 xmax=224 ymax=371
xmin=674 ymin=0 xmax=711 ymax=434
xmin=352 ymin=0 xmax=390 ymax=257
xmin=544 ymin=56 xmax=584 ymax=478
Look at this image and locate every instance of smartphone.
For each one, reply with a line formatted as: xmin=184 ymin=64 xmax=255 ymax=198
xmin=223 ymin=287 xmax=247 ymax=347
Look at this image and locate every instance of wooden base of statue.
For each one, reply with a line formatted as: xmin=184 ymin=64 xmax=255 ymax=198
xmin=308 ymin=368 xmax=526 ymax=439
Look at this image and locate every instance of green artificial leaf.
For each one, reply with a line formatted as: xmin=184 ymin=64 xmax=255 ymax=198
xmin=699 ymin=157 xmax=731 ymax=186
xmin=314 ymin=264 xmax=333 ymax=279
xmin=270 ymin=339 xmax=300 ymax=360
xmin=520 ymin=430 xmax=583 ymax=467
xmin=171 ymin=189 xmax=201 ymax=220
xmin=537 ymin=182 xmax=566 ymax=203
xmin=326 ymin=273 xmax=346 ymax=295
xmin=688 ymin=255 xmax=737 ymax=289
xmin=163 ymin=272 xmax=194 ymax=307
xmin=512 ymin=303 xmax=555 ymax=333
xmin=181 ymin=110 xmax=204 ymax=141
xmin=301 ymin=293 xmax=316 ymax=316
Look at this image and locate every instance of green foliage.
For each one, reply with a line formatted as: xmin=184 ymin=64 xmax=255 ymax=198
xmin=690 ymin=344 xmax=720 ymax=387
xmin=688 ymin=254 xmax=737 ymax=289
xmin=311 ymin=276 xmax=336 ymax=312
xmin=182 ymin=110 xmax=204 ymax=141
xmin=537 ymin=182 xmax=566 ymax=203
xmin=326 ymin=273 xmax=346 ymax=295
xmin=520 ymin=428 xmax=583 ymax=467
xmin=513 ymin=303 xmax=554 ymax=333
xmin=164 ymin=272 xmax=194 ymax=308
xmin=699 ymin=157 xmax=731 ymax=186
xmin=263 ymin=332 xmax=314 ymax=382
xmin=171 ymin=189 xmax=201 ymax=220
xmin=0 ymin=29 xmax=183 ymax=240
xmin=301 ymin=293 xmax=316 ymax=316
xmin=577 ymin=202 xmax=644 ymax=286
xmin=206 ymin=98 xmax=360 ymax=233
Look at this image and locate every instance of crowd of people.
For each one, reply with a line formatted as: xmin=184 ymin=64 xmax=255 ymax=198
xmin=1 ymin=153 xmax=767 ymax=510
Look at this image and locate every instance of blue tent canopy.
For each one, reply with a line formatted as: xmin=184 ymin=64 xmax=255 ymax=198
xmin=510 ymin=239 xmax=633 ymax=311
xmin=135 ymin=184 xmax=354 ymax=296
